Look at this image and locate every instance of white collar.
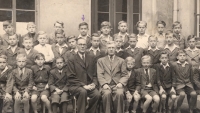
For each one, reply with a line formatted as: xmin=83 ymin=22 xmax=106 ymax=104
xmin=89 ymin=47 xmax=100 ymax=51
xmin=18 ymin=67 xmax=25 ymax=73
xmin=118 ymin=32 xmax=129 ymax=36
xmin=177 ymin=61 xmax=189 ymax=67
xmin=148 ymin=46 xmax=160 ymax=51
xmin=25 ymin=48 xmax=32 ymax=52
xmin=185 ymin=47 xmax=199 ymax=52
xmin=39 ymin=66 xmax=43 ymax=70
xmin=108 ymin=55 xmax=115 ymax=61
xmin=164 ymin=44 xmax=179 ymax=50
xmin=56 ymin=43 xmax=68 ymax=48
xmin=7 ymin=45 xmax=17 ymax=49
xmin=160 ymin=63 xmax=170 ymax=67
xmin=126 ymin=45 xmax=139 ymax=49
xmin=116 ymin=48 xmax=123 ymax=53
xmin=1 ymin=66 xmax=8 ymax=74
xmin=78 ymin=52 xmax=85 ymax=58
xmin=100 ymin=34 xmax=111 ymax=38
xmin=70 ymin=48 xmax=78 ymax=53
xmin=58 ymin=69 xmax=63 ymax=73
xmin=137 ymin=33 xmax=148 ymax=37
xmin=78 ymin=34 xmax=89 ymax=39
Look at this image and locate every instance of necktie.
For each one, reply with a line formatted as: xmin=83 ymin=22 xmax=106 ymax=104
xmin=59 ymin=71 xmax=62 ymax=75
xmin=19 ymin=68 xmax=23 ymax=79
xmin=145 ymin=69 xmax=150 ymax=85
xmin=82 ymin=54 xmax=85 ymax=63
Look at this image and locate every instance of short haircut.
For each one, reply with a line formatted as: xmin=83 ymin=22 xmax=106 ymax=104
xmin=141 ymin=55 xmax=151 ymax=63
xmin=55 ymin=57 xmax=65 ymax=63
xmin=129 ymin=33 xmax=138 ymax=40
xmin=156 ymin=20 xmax=166 ymax=27
xmin=0 ymin=54 xmax=7 ymax=61
xmin=54 ymin=21 xmax=64 ymax=27
xmin=91 ymin=33 xmax=100 ymax=40
xmin=118 ymin=21 xmax=127 ymax=26
xmin=37 ymin=31 xmax=47 ymax=39
xmin=165 ymin=30 xmax=175 ymax=37
xmin=125 ymin=56 xmax=135 ymax=63
xmin=187 ymin=35 xmax=197 ymax=41
xmin=67 ymin=35 xmax=77 ymax=42
xmin=34 ymin=53 xmax=45 ymax=60
xmin=159 ymin=51 xmax=169 ymax=58
xmin=55 ymin=30 xmax=65 ymax=38
xmin=101 ymin=21 xmax=111 ymax=28
xmin=23 ymin=36 xmax=33 ymax=42
xmin=106 ymin=41 xmax=116 ymax=48
xmin=16 ymin=53 xmax=27 ymax=61
xmin=172 ymin=21 xmax=182 ymax=29
xmin=77 ymin=38 xmax=86 ymax=44
xmin=177 ymin=50 xmax=186 ymax=56
xmin=8 ymin=34 xmax=18 ymax=40
xmin=148 ymin=35 xmax=158 ymax=41
xmin=27 ymin=22 xmax=36 ymax=29
xmin=113 ymin=34 xmax=122 ymax=41
xmin=136 ymin=21 xmax=147 ymax=27
xmin=79 ymin=22 xmax=88 ymax=28
xmin=3 ymin=20 xmax=12 ymax=28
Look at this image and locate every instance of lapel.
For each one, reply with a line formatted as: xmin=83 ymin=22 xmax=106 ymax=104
xmin=61 ymin=47 xmax=68 ymax=55
xmin=149 ymin=68 xmax=154 ymax=83
xmin=13 ymin=47 xmax=20 ymax=55
xmin=21 ymin=68 xmax=28 ymax=81
xmin=141 ymin=69 xmax=147 ymax=81
xmin=111 ymin=56 xmax=120 ymax=73
xmin=26 ymin=49 xmax=33 ymax=56
xmin=3 ymin=34 xmax=9 ymax=44
xmin=55 ymin=69 xmax=65 ymax=80
xmin=132 ymin=48 xmax=140 ymax=56
xmin=116 ymin=51 xmax=123 ymax=57
xmin=75 ymin=54 xmax=86 ymax=69
xmin=177 ymin=63 xmax=189 ymax=76
xmin=85 ymin=53 xmax=89 ymax=68
xmin=103 ymin=56 xmax=112 ymax=73
xmin=55 ymin=45 xmax=60 ymax=55
xmin=15 ymin=69 xmax=21 ymax=80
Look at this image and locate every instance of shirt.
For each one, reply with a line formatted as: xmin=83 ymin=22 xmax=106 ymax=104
xmin=164 ymin=44 xmax=179 ymax=52
xmin=56 ymin=43 xmax=68 ymax=54
xmin=148 ymin=46 xmax=160 ymax=51
xmin=118 ymin=32 xmax=129 ymax=42
xmin=1 ymin=66 xmax=8 ymax=74
xmin=185 ymin=47 xmax=199 ymax=55
xmin=78 ymin=34 xmax=90 ymax=40
xmin=78 ymin=52 xmax=85 ymax=61
xmin=34 ymin=44 xmax=54 ymax=62
xmin=70 ymin=48 xmax=78 ymax=53
xmin=7 ymin=45 xmax=17 ymax=53
xmin=144 ymin=68 xmax=152 ymax=87
xmin=154 ymin=32 xmax=166 ymax=48
xmin=89 ymin=47 xmax=100 ymax=55
xmin=137 ymin=34 xmax=149 ymax=49
xmin=108 ymin=55 xmax=115 ymax=62
xmin=160 ymin=63 xmax=170 ymax=69
xmin=116 ymin=48 xmax=123 ymax=53
xmin=177 ymin=61 xmax=189 ymax=67
xmin=25 ymin=48 xmax=31 ymax=55
xmin=126 ymin=45 xmax=139 ymax=52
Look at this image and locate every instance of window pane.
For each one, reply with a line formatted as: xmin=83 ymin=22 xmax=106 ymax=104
xmin=0 ymin=10 xmax=12 ymax=21
xmin=116 ymin=0 xmax=127 ymax=12
xmin=16 ymin=11 xmax=35 ymax=22
xmin=98 ymin=13 xmax=109 ymax=30
xmin=133 ymin=0 xmax=140 ymax=13
xmin=133 ymin=14 xmax=139 ymax=34
xmin=115 ymin=13 xmax=127 ymax=33
xmin=98 ymin=0 xmax=109 ymax=12
xmin=0 ymin=0 xmax=12 ymax=9
xmin=16 ymin=0 xmax=35 ymax=10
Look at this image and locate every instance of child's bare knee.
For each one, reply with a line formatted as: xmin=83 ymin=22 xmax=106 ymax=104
xmin=31 ymin=95 xmax=38 ymax=102
xmin=153 ymin=95 xmax=160 ymax=103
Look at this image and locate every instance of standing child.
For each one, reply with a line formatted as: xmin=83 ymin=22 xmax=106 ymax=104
xmin=136 ymin=21 xmax=149 ymax=49
xmin=172 ymin=21 xmax=186 ymax=49
xmin=48 ymin=57 xmax=69 ymax=113
xmin=77 ymin=22 xmax=91 ymax=48
xmin=7 ymin=54 xmax=33 ymax=113
xmin=49 ymin=21 xmax=65 ymax=44
xmin=31 ymin=53 xmax=52 ymax=113
xmin=154 ymin=20 xmax=166 ymax=49
xmin=125 ymin=57 xmax=141 ymax=113
xmin=136 ymin=55 xmax=160 ymax=113
xmin=125 ymin=33 xmax=144 ymax=68
xmin=34 ymin=31 xmax=54 ymax=67
xmin=155 ymin=51 xmax=176 ymax=113
xmin=116 ymin=21 xmax=129 ymax=49
xmin=172 ymin=50 xmax=197 ymax=113
xmin=65 ymin=35 xmax=78 ymax=59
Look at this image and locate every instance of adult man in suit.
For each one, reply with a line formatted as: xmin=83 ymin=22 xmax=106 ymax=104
xmin=97 ymin=41 xmax=129 ymax=113
xmin=67 ymin=38 xmax=100 ymax=113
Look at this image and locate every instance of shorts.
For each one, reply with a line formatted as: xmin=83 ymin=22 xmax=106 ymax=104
xmin=51 ymin=91 xmax=69 ymax=104
xmin=161 ymin=87 xmax=176 ymax=96
xmin=141 ymin=89 xmax=158 ymax=98
xmin=176 ymin=86 xmax=195 ymax=95
xmin=32 ymin=90 xmax=50 ymax=97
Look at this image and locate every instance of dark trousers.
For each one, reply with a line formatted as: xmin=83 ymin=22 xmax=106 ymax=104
xmin=70 ymin=86 xmax=100 ymax=113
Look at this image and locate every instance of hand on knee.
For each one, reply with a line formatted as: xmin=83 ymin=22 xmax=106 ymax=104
xmin=153 ymin=95 xmax=160 ymax=103
xmin=161 ymin=94 xmax=166 ymax=101
xmin=145 ymin=94 xmax=152 ymax=102
xmin=190 ymin=91 xmax=197 ymax=97
xmin=31 ymin=95 xmax=38 ymax=102
xmin=171 ymin=94 xmax=176 ymax=101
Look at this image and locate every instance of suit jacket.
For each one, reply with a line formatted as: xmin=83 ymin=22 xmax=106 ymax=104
xmin=65 ymin=50 xmax=77 ymax=61
xmin=48 ymin=68 xmax=69 ymax=93
xmin=7 ymin=68 xmax=33 ymax=93
xmin=115 ymin=50 xmax=129 ymax=59
xmin=185 ymin=48 xmax=200 ymax=69
xmin=173 ymin=34 xmax=186 ymax=49
xmin=172 ymin=62 xmax=194 ymax=89
xmin=1 ymin=33 xmax=22 ymax=47
xmin=114 ymin=33 xmax=129 ymax=49
xmin=21 ymin=48 xmax=38 ymax=68
xmin=126 ymin=69 xmax=141 ymax=93
xmin=67 ymin=53 xmax=97 ymax=87
xmin=21 ymin=33 xmax=39 ymax=47
xmin=163 ymin=47 xmax=179 ymax=63
xmin=154 ymin=63 xmax=175 ymax=89
xmin=97 ymin=56 xmax=129 ymax=86
xmin=144 ymin=49 xmax=162 ymax=65
xmin=86 ymin=48 xmax=106 ymax=61
xmin=136 ymin=68 xmax=159 ymax=92
xmin=194 ymin=68 xmax=200 ymax=91
xmin=125 ymin=47 xmax=144 ymax=68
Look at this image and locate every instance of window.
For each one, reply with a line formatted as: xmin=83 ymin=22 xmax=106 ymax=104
xmin=91 ymin=0 xmax=142 ymax=34
xmin=0 ymin=0 xmax=38 ymax=35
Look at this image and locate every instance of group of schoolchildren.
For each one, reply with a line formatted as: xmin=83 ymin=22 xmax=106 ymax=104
xmin=0 ymin=19 xmax=199 ymax=113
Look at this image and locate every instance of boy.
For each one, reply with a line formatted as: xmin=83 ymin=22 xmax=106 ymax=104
xmin=163 ymin=30 xmax=180 ymax=63
xmin=125 ymin=57 xmax=141 ymax=113
xmin=0 ymin=55 xmax=13 ymax=113
xmin=136 ymin=21 xmax=149 ymax=49
xmin=99 ymin=21 xmax=113 ymax=51
xmin=136 ymin=55 xmax=160 ymax=113
xmin=21 ymin=37 xmax=38 ymax=68
xmin=3 ymin=34 xmax=23 ymax=68
xmin=77 ymin=22 xmax=91 ymax=48
xmin=52 ymin=30 xmax=68 ymax=67
xmin=172 ymin=21 xmax=186 ymax=49
xmin=185 ymin=35 xmax=200 ymax=69
xmin=115 ymin=21 xmax=129 ymax=49
xmin=154 ymin=20 xmax=166 ymax=49
xmin=7 ymin=54 xmax=33 ymax=113
xmin=34 ymin=31 xmax=54 ymax=66
xmin=114 ymin=34 xmax=129 ymax=59
xmin=49 ymin=21 xmax=65 ymax=44
xmin=31 ymin=53 xmax=52 ymax=113
xmin=65 ymin=35 xmax=78 ymax=59
xmin=172 ymin=50 xmax=197 ymax=113
xmin=21 ymin=22 xmax=38 ymax=46
xmin=48 ymin=57 xmax=69 ymax=113
xmin=144 ymin=35 xmax=161 ymax=65
xmin=155 ymin=51 xmax=176 ymax=113
xmin=125 ymin=33 xmax=144 ymax=68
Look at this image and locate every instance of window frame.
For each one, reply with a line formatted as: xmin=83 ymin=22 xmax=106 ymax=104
xmin=91 ymin=0 xmax=142 ymax=34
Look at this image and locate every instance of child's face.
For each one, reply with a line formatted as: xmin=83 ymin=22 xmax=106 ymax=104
xmin=142 ymin=59 xmax=151 ymax=69
xmin=173 ymin=24 xmax=181 ymax=34
xmin=4 ymin=25 xmax=14 ymax=35
xmin=56 ymin=59 xmax=64 ymax=70
xmin=17 ymin=58 xmax=26 ymax=68
xmin=27 ymin=25 xmax=36 ymax=34
xmin=115 ymin=39 xmax=122 ymax=48
xmin=188 ymin=38 xmax=196 ymax=49
xmin=107 ymin=44 xmax=116 ymax=56
xmin=38 ymin=35 xmax=47 ymax=45
xmin=91 ymin=36 xmax=100 ymax=48
xmin=127 ymin=61 xmax=135 ymax=69
xmin=35 ymin=57 xmax=45 ymax=67
xmin=129 ymin=38 xmax=137 ymax=48
xmin=79 ymin=25 xmax=88 ymax=36
xmin=137 ymin=23 xmax=146 ymax=34
xmin=56 ymin=34 xmax=65 ymax=45
xmin=101 ymin=26 xmax=111 ymax=35
xmin=118 ymin=23 xmax=128 ymax=33
xmin=68 ymin=39 xmax=77 ymax=49
xmin=9 ymin=35 xmax=18 ymax=46
xmin=0 ymin=58 xmax=7 ymax=70
xmin=159 ymin=54 xmax=168 ymax=65
xmin=157 ymin=24 xmax=165 ymax=34
xmin=54 ymin=23 xmax=63 ymax=32
xmin=166 ymin=34 xmax=174 ymax=45
xmin=23 ymin=39 xmax=33 ymax=50
xmin=177 ymin=53 xmax=186 ymax=63
xmin=148 ymin=37 xmax=157 ymax=48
